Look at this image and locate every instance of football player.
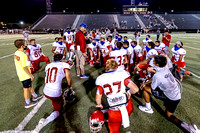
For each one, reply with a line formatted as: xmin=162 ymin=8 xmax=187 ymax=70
xmin=138 ymin=55 xmax=200 ymax=133
xmin=33 ymin=54 xmax=74 ymax=133
xmin=123 ymin=41 xmax=133 ymax=72
xmin=52 ymin=37 xmax=66 ymax=59
xmin=26 ymin=39 xmax=50 ymax=74
xmin=95 ymin=59 xmax=139 ymax=133
xmin=131 ymin=41 xmax=143 ymax=64
xmin=171 ymin=41 xmax=190 ymax=81
xmin=154 ymin=40 xmax=166 ymax=55
xmin=98 ymin=37 xmax=112 ymax=67
xmin=142 ymin=35 xmax=152 ymax=58
xmin=109 ymin=42 xmax=128 ymax=71
xmin=62 ymin=28 xmax=74 ymax=60
xmin=88 ymin=39 xmax=98 ymax=66
xmin=22 ymin=28 xmax=29 ymax=46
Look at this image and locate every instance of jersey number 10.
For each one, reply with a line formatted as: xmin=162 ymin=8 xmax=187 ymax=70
xmin=46 ymin=67 xmax=58 ymax=83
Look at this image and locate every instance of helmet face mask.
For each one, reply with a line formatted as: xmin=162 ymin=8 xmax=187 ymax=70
xmin=89 ymin=110 xmax=104 ymax=133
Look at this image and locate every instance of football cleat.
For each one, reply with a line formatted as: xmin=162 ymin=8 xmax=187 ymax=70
xmin=63 ymin=87 xmax=76 ymax=103
xmin=90 ymin=110 xmax=104 ymax=133
xmin=32 ymin=94 xmax=43 ymax=102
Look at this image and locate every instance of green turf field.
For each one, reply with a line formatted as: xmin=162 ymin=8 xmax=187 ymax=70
xmin=0 ymin=33 xmax=199 ymax=133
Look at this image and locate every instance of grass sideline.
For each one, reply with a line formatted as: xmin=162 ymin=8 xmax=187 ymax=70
xmin=0 ymin=33 xmax=199 ymax=133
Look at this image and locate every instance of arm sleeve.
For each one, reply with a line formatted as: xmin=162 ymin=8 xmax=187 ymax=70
xmin=124 ymin=76 xmax=132 ymax=86
xmin=96 ymin=85 xmax=104 ymax=95
xmin=151 ymin=75 xmax=159 ymax=90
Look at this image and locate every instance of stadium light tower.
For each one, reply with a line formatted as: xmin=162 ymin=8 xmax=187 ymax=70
xmin=131 ymin=0 xmax=135 ymax=5
xmin=46 ymin=0 xmax=52 ymax=14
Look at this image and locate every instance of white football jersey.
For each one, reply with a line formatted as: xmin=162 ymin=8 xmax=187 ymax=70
xmin=126 ymin=46 xmax=134 ymax=64
xmin=154 ymin=43 xmax=165 ymax=54
xmin=146 ymin=49 xmax=158 ymax=59
xmin=96 ymin=70 xmax=130 ymax=106
xmin=143 ymin=38 xmax=152 ymax=50
xmin=64 ymin=32 xmax=74 ymax=43
xmin=174 ymin=48 xmax=186 ymax=62
xmin=171 ymin=47 xmax=178 ymax=57
xmin=88 ymin=43 xmax=98 ymax=55
xmin=43 ymin=62 xmax=71 ymax=97
xmin=134 ymin=45 xmax=143 ymax=57
xmin=109 ymin=49 xmax=127 ymax=70
xmin=98 ymin=42 xmax=112 ymax=57
xmin=53 ymin=42 xmax=66 ymax=54
xmin=26 ymin=44 xmax=42 ymax=61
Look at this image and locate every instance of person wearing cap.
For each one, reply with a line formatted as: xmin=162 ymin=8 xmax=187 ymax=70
xmin=74 ymin=23 xmax=89 ymax=78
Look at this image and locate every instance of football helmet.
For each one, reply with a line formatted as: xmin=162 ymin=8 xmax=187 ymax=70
xmin=90 ymin=110 xmax=104 ymax=132
xmin=63 ymin=87 xmax=76 ymax=103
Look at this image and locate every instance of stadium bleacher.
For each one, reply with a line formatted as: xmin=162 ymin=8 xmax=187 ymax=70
xmin=159 ymin=14 xmax=200 ymax=29
xmin=31 ymin=14 xmax=200 ymax=31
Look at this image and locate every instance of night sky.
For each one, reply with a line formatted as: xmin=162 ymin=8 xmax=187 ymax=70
xmin=0 ymin=0 xmax=200 ymax=23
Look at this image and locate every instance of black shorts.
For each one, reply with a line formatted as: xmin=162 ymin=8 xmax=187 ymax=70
xmin=164 ymin=97 xmax=180 ymax=113
xmin=21 ymin=78 xmax=32 ymax=88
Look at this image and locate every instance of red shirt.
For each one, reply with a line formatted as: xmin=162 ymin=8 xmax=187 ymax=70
xmin=162 ymin=34 xmax=171 ymax=47
xmin=75 ymin=30 xmax=86 ymax=53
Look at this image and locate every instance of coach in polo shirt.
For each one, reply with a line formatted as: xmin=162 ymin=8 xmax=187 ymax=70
xmin=74 ymin=23 xmax=89 ymax=78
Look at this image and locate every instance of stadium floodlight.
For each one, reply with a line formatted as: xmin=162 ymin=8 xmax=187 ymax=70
xmin=20 ymin=21 xmax=24 ymax=25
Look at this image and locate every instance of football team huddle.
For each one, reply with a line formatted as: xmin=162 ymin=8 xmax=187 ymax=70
xmin=13 ymin=24 xmax=199 ymax=133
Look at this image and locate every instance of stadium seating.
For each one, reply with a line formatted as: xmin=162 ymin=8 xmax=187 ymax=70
xmin=117 ymin=14 xmax=140 ymax=29
xmin=31 ymin=14 xmax=200 ymax=31
xmin=32 ymin=14 xmax=77 ymax=30
xmin=75 ymin=14 xmax=116 ymax=30
xmin=158 ymin=14 xmax=200 ymax=29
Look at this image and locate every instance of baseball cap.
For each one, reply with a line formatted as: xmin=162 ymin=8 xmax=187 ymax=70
xmin=80 ymin=22 xmax=88 ymax=28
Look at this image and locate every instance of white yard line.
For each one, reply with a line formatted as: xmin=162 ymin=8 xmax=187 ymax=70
xmin=0 ymin=43 xmax=52 ymax=60
xmin=0 ymin=53 xmax=14 ymax=60
xmin=15 ymin=97 xmax=47 ymax=131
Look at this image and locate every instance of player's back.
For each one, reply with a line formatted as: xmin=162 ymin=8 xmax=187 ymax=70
xmin=134 ymin=45 xmax=142 ymax=57
xmin=54 ymin=42 xmax=66 ymax=54
xmin=44 ymin=62 xmax=70 ymax=97
xmin=64 ymin=32 xmax=73 ymax=43
xmin=96 ymin=70 xmax=130 ymax=98
xmin=109 ymin=49 xmax=127 ymax=70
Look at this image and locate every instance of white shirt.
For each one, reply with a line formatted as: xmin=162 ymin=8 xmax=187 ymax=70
xmin=154 ymin=43 xmax=165 ymax=54
xmin=96 ymin=70 xmax=130 ymax=100
xmin=88 ymin=43 xmax=98 ymax=55
xmin=53 ymin=42 xmax=66 ymax=54
xmin=146 ymin=49 xmax=158 ymax=59
xmin=133 ymin=45 xmax=143 ymax=57
xmin=109 ymin=49 xmax=127 ymax=70
xmin=143 ymin=38 xmax=152 ymax=50
xmin=126 ymin=46 xmax=134 ymax=64
xmin=64 ymin=32 xmax=74 ymax=43
xmin=151 ymin=66 xmax=181 ymax=100
xmin=98 ymin=42 xmax=112 ymax=57
xmin=26 ymin=44 xmax=42 ymax=61
xmin=43 ymin=62 xmax=70 ymax=97
xmin=175 ymin=48 xmax=186 ymax=62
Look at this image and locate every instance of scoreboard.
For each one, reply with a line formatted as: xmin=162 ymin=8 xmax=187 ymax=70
xmin=123 ymin=5 xmax=149 ymax=14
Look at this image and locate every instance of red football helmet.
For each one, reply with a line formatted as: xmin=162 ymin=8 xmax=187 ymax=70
xmin=90 ymin=110 xmax=104 ymax=132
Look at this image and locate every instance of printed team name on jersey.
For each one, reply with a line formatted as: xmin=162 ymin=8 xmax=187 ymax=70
xmin=14 ymin=55 xmax=20 ymax=61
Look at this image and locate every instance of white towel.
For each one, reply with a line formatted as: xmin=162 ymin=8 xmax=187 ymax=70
xmin=119 ymin=104 xmax=130 ymax=128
